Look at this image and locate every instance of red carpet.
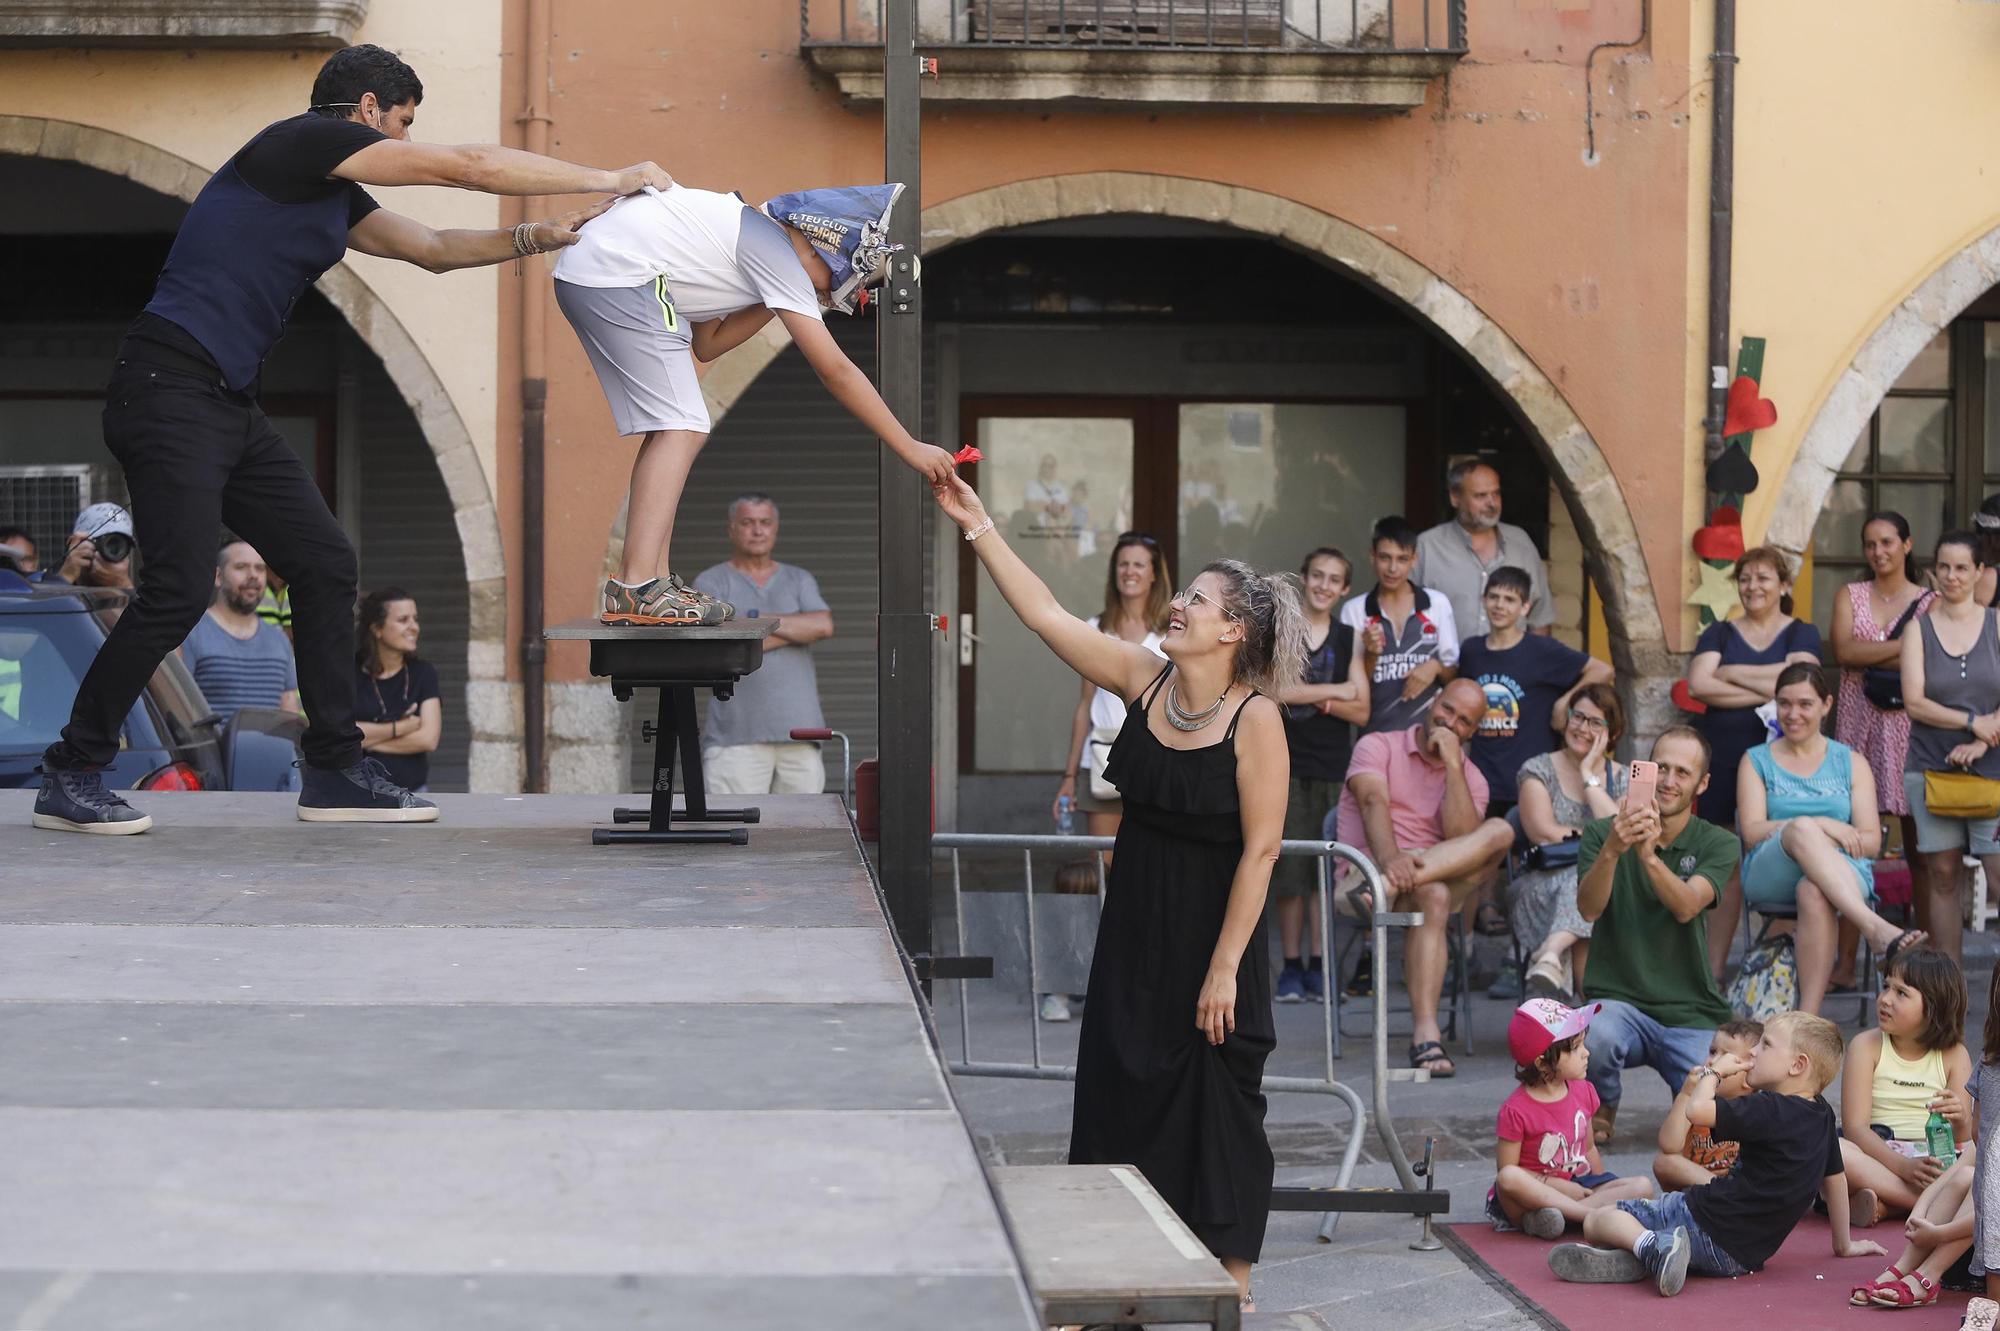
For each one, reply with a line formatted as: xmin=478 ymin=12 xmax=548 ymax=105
xmin=1446 ymin=1214 xmax=1974 ymax=1331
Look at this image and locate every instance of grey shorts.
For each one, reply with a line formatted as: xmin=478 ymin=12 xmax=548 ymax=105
xmin=554 ymin=276 xmax=710 ymax=437
xmin=1904 ymin=769 xmax=2000 ymax=855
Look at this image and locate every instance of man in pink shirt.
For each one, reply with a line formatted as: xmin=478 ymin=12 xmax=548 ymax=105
xmin=1337 ymin=676 xmax=1514 ymax=1078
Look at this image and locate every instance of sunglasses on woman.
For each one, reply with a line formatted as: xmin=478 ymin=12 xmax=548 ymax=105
xmin=1173 ymin=586 xmax=1237 ymax=620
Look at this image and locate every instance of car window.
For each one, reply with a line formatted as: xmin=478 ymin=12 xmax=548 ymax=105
xmin=0 ymin=600 xmax=158 ymax=760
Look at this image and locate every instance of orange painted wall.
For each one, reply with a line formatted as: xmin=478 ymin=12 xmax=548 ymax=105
xmin=506 ymin=1 xmax=1698 ymax=682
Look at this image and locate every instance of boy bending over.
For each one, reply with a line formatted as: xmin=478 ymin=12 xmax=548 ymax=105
xmin=553 ymin=184 xmax=955 ymax=625
xmin=1551 ymin=1011 xmax=1884 ymax=1296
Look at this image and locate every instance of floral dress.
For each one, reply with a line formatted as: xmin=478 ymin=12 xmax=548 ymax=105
xmin=1834 ymin=581 xmax=1934 ymax=817
xmin=1506 ymin=751 xmax=1626 ymax=950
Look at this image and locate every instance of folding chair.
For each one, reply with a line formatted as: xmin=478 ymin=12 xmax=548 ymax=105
xmin=1323 ymin=809 xmax=1473 ymax=1053
xmin=1740 ymin=899 xmax=1878 ymax=1029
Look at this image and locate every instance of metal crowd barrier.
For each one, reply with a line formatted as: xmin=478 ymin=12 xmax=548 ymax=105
xmin=932 ymin=833 xmax=1449 ymax=1244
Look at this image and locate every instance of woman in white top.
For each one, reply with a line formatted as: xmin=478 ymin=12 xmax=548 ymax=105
xmin=1043 ymin=533 xmax=1172 ymax=1022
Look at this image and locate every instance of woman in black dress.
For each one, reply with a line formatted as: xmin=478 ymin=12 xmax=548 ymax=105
xmin=936 ymin=474 xmax=1301 ymax=1307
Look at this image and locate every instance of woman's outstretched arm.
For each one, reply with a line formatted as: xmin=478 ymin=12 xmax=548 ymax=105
xmin=935 ymin=474 xmax=1163 ymax=699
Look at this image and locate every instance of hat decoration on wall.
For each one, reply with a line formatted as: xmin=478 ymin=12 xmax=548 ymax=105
xmin=1680 ymin=337 xmax=1775 ymax=715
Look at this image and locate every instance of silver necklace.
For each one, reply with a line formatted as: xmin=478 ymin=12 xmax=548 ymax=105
xmin=1166 ymin=681 xmax=1228 ymax=732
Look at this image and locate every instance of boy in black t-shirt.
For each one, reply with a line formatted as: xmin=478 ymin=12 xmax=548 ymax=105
xmin=1550 ymin=1011 xmax=1885 ymax=1296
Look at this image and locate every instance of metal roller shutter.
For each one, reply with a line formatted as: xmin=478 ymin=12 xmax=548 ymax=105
xmin=349 ymin=342 xmax=471 ymax=792
xmin=627 ymin=318 xmax=936 ymax=791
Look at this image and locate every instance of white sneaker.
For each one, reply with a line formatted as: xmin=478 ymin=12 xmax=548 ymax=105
xmin=1038 ymin=993 xmax=1072 ymax=1022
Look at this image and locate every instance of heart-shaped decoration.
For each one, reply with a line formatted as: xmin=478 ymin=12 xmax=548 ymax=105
xmin=1724 ymin=375 xmax=1778 ymax=438
xmin=1708 ymin=504 xmax=1741 ymax=528
xmin=1671 ymin=678 xmax=1708 ymax=715
xmin=1693 ymin=524 xmax=1745 ymax=562
xmin=1706 ymin=446 xmax=1760 ymax=496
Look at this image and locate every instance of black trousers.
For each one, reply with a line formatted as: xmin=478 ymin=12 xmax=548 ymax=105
xmin=45 ymin=342 xmax=363 ymax=773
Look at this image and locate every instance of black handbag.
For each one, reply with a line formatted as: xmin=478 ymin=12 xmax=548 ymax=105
xmin=1863 ymin=598 xmax=1926 ymax=711
xmin=1524 ymin=838 xmax=1582 ymax=871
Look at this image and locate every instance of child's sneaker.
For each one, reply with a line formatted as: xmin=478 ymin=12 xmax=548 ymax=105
xmin=1275 ymin=962 xmax=1305 ymax=1004
xmin=601 ymin=578 xmax=727 ymax=626
xmin=666 ymin=573 xmax=735 ymax=621
xmin=1549 ymin=1243 xmax=1644 ymax=1284
xmin=1650 ymin=1227 xmax=1691 ymax=1297
xmin=1521 ymin=1207 xmax=1566 ymax=1240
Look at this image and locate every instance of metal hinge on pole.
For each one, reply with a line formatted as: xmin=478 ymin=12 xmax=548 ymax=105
xmin=888 ymin=255 xmax=920 ymax=316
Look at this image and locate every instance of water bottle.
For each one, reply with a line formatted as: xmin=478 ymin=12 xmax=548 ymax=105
xmin=1056 ymin=794 xmax=1076 ymax=837
xmin=1926 ymin=1109 xmax=1957 ymax=1167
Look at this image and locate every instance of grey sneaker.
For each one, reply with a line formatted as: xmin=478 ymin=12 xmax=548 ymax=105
xmin=1549 ymin=1243 xmax=1646 ymax=1285
xmin=666 ymin=573 xmax=735 ymax=621
xmin=32 ymin=768 xmax=152 ymax=835
xmin=1520 ymin=1207 xmax=1567 ymax=1240
xmin=1652 ymin=1226 xmax=1691 ymax=1297
xmin=601 ymin=578 xmax=726 ymax=627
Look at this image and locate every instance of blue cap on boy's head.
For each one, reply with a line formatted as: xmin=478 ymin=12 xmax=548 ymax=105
xmin=762 ymin=184 xmax=906 ymax=314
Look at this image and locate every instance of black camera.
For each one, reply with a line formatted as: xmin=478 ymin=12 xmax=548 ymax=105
xmin=95 ymin=531 xmax=134 ymax=563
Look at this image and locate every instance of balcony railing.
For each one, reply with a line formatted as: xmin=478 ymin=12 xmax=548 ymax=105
xmin=802 ymin=0 xmax=1466 ymax=54
xmin=0 ymin=0 xmax=365 ymax=47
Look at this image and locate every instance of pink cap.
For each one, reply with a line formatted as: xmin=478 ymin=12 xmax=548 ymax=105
xmin=1508 ymin=997 xmax=1603 ymax=1066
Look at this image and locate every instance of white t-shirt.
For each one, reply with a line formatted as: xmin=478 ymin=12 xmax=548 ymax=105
xmin=1081 ymin=615 xmax=1168 ymax=769
xmin=551 ymin=186 xmax=823 ymax=324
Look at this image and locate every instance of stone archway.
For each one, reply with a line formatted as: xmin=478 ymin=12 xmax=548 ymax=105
xmin=0 ymin=114 xmax=512 ymax=785
xmin=1765 ymin=223 xmax=2000 ymax=559
xmin=675 ymin=172 xmax=1671 ymax=710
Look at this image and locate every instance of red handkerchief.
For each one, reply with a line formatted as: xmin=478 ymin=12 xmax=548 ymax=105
xmin=953 ymin=445 xmax=983 ymax=465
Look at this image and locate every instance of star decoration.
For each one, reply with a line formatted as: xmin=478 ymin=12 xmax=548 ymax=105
xmin=1688 ymin=560 xmax=1741 ymax=620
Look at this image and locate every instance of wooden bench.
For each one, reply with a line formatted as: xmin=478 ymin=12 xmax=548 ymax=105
xmin=970 ymin=0 xmax=1284 ymax=47
xmin=991 ymin=1164 xmax=1241 ymax=1330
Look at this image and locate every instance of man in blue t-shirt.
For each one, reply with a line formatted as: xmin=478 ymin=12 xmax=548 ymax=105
xmin=1458 ymin=566 xmax=1612 ymax=814
xmin=179 ymin=541 xmax=300 ymax=722
xmin=35 ymin=44 xmax=673 ymax=837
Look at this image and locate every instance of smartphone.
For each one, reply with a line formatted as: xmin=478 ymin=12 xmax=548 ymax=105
xmin=1624 ymin=760 xmax=1659 ymax=813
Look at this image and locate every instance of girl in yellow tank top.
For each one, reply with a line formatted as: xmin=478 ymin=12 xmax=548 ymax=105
xmin=1836 ymin=946 xmax=1972 ymax=1224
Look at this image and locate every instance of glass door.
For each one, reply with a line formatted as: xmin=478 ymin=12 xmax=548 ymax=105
xmin=958 ymin=402 xmax=1143 ymax=774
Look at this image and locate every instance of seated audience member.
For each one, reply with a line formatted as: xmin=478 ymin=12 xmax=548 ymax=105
xmin=1490 ymin=998 xmax=1654 ymax=1239
xmin=1847 ymin=1145 xmax=1976 ymax=1309
xmin=1336 ymin=677 xmax=1514 ymax=1079
xmin=1835 ymin=946 xmax=1970 ymax=1226
xmin=1737 ymin=662 xmax=1925 ymax=1014
xmin=1550 ymin=1012 xmax=1883 ymax=1296
xmin=1575 ymin=726 xmax=1738 ymax=1145
xmin=178 ymin=540 xmax=300 ymax=721
xmin=352 ymin=588 xmax=441 ymax=792
xmin=1513 ymin=682 xmax=1626 ymax=1000
xmin=1653 ymin=1020 xmax=1761 ymax=1192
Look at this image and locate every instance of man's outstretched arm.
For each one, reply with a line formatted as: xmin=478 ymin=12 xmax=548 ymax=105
xmin=335 ymin=140 xmax=670 ymax=198
xmin=347 ymin=198 xmax=613 ymax=274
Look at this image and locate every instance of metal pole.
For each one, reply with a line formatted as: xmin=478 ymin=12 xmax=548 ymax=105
xmin=879 ymin=0 xmax=933 ymax=984
xmin=1704 ymin=0 xmax=1738 ymax=464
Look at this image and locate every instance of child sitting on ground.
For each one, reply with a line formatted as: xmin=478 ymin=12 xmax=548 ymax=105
xmin=1491 ymin=998 xmax=1654 ymax=1238
xmin=1653 ymin=1019 xmax=1762 ymax=1192
xmin=1550 ymin=1010 xmax=1884 ymax=1296
xmin=1837 ymin=946 xmax=1971 ymax=1225
xmin=1848 ymin=1143 xmax=1976 ymax=1309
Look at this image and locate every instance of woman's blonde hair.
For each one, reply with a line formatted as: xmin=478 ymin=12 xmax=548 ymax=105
xmin=1201 ymin=559 xmax=1307 ymax=696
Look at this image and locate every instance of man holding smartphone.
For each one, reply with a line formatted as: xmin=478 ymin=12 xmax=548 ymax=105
xmin=1575 ymin=726 xmax=1741 ymax=1145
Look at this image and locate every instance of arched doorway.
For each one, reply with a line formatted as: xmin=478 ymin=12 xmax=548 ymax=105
xmin=0 ymin=120 xmax=501 ymax=790
xmin=635 ymin=177 xmax=1668 ymax=811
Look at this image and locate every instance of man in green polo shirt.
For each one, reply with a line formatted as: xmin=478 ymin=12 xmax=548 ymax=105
xmin=1576 ymin=724 xmax=1740 ymax=1144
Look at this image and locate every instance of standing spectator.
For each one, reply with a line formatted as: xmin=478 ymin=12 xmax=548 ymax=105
xmin=1513 ymin=683 xmax=1628 ymax=1000
xmin=1414 ymin=459 xmax=1556 ymax=639
xmin=1900 ymin=530 xmax=2000 ymax=966
xmin=352 ymin=588 xmax=441 ymax=792
xmin=694 ymin=495 xmax=835 ymax=796
xmin=1686 ymin=545 xmax=1822 ymax=980
xmin=1272 ymin=547 xmax=1371 ymax=1003
xmin=1341 ymin=515 xmax=1460 ymax=736
xmin=1972 ymin=494 xmax=2000 ymax=608
xmin=1046 ymin=531 xmax=1171 ymax=1023
xmin=1829 ymin=511 xmax=1933 ymax=971
xmin=178 ymin=540 xmax=300 ymax=721
xmin=0 ymin=524 xmax=36 ymax=574
xmin=1459 ymin=565 xmax=1612 ymax=816
xmin=1736 ymin=663 xmax=1925 ymax=1014
xmin=1335 ymin=678 xmax=1516 ymax=1077
xmin=1576 ymin=726 xmax=1739 ymax=1145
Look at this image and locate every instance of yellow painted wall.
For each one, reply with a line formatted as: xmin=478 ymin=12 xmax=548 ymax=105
xmin=0 ymin=3 xmax=503 ymax=485
xmin=1728 ymin=0 xmax=2000 ymax=547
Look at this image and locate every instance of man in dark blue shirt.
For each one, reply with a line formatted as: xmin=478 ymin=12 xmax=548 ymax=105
xmin=34 ymin=43 xmax=671 ymax=835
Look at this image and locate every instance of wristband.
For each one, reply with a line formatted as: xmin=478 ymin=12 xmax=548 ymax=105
xmin=1968 ymin=709 xmax=1981 ymax=731
xmin=963 ymin=518 xmax=995 ymax=542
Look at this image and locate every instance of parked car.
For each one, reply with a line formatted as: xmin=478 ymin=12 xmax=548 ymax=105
xmin=0 ymin=570 xmax=302 ymax=792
